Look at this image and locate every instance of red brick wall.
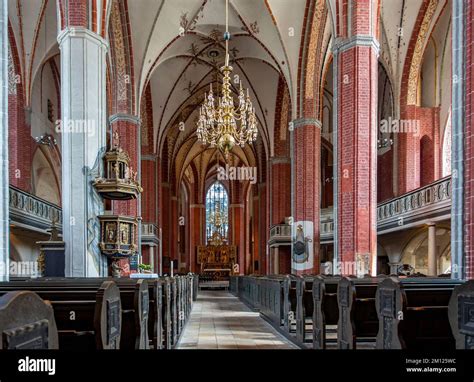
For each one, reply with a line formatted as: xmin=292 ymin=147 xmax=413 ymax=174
xmin=398 ymin=105 xmax=441 ymax=192
xmin=271 ymin=162 xmax=291 ymax=225
xmin=8 ymin=28 xmax=32 ymax=191
xmin=377 ymin=150 xmax=393 ymax=202
xmin=464 ymin=0 xmax=474 ymax=280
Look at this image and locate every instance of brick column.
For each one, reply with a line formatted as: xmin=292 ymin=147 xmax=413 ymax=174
xmin=161 ymin=182 xmax=170 ymax=268
xmin=170 ymin=195 xmax=178 ymax=271
xmin=291 ymin=119 xmax=321 ymax=275
xmin=189 ymin=204 xmax=204 ymax=273
xmin=461 ymin=0 xmax=474 ymax=280
xmin=334 ymin=33 xmax=379 ymax=276
xmin=8 ymin=41 xmax=32 ymax=191
xmin=141 ymin=153 xmax=158 ymax=272
xmin=258 ymin=183 xmax=268 ymax=274
xmin=0 ymin=0 xmax=9 ymax=280
xmin=252 ymin=193 xmax=259 ymax=273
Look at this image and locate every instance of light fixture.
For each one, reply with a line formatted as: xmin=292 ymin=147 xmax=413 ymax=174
xmin=196 ymin=0 xmax=258 ymax=157
xmin=34 ymin=134 xmax=57 ymax=147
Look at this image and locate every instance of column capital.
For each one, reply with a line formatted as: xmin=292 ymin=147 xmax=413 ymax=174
xmin=269 ymin=156 xmax=290 ymax=164
xmin=292 ymin=118 xmax=322 ymax=130
xmin=109 ymin=113 xmax=141 ymax=126
xmin=141 ymin=154 xmax=158 ymax=161
xmin=332 ymin=35 xmax=380 ymax=55
xmin=57 ymin=27 xmax=109 ymax=51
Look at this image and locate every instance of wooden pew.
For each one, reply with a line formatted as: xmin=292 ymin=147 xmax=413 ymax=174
xmin=0 ymin=280 xmax=121 ymax=349
xmin=337 ymin=277 xmax=382 ymax=349
xmin=62 ymin=278 xmax=149 ymax=350
xmin=376 ymin=277 xmax=463 ymax=350
xmin=192 ymin=274 xmax=199 ymax=302
xmin=161 ymin=278 xmax=172 ymax=349
xmin=113 ymin=278 xmax=149 ymax=350
xmin=448 ymin=280 xmax=474 ymax=349
xmin=0 ymin=291 xmax=59 ymax=349
xmin=296 ymin=276 xmax=316 ymax=345
xmin=22 ymin=277 xmax=149 ymax=349
xmin=283 ymin=275 xmax=298 ymax=334
xmin=229 ymin=275 xmax=239 ymax=295
xmin=312 ymin=276 xmax=340 ymax=349
xmin=259 ymin=276 xmax=285 ymax=328
xmin=170 ymin=277 xmax=178 ymax=347
xmin=147 ymin=279 xmax=163 ymax=349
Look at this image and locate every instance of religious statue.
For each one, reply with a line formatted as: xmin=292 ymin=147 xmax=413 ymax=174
xmin=111 ymin=260 xmax=122 ymax=278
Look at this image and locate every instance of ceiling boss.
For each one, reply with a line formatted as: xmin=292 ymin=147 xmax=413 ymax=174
xmin=196 ymin=0 xmax=258 ymax=158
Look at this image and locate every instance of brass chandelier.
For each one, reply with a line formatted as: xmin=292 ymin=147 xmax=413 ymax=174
xmin=196 ymin=0 xmax=258 ymax=157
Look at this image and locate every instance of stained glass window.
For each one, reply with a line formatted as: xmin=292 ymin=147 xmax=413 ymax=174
xmin=205 ymin=181 xmax=229 ymax=242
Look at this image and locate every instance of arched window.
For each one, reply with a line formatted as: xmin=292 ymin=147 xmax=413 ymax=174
xmin=205 ymin=181 xmax=229 ymax=242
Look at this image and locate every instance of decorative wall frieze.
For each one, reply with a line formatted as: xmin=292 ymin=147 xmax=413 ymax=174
xmin=406 ymin=0 xmax=439 ymax=105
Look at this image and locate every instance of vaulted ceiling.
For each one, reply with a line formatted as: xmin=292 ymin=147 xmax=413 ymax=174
xmin=128 ymin=0 xmax=307 ymax=156
xmin=8 ymin=0 xmax=453 ymax=198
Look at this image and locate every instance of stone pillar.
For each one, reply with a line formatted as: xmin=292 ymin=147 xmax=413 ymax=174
xmin=58 ymin=27 xmax=108 ymax=277
xmin=0 ymin=0 xmax=9 ymax=281
xmin=291 ymin=119 xmax=321 ymax=275
xmin=334 ymin=32 xmax=379 ymax=276
xmin=427 ymin=223 xmax=437 ymax=276
xmin=274 ymin=247 xmax=280 ymax=274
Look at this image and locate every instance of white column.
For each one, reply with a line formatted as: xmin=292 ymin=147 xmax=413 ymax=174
xmin=0 ymin=0 xmax=8 ymax=281
xmin=427 ymin=223 xmax=437 ymax=276
xmin=274 ymin=247 xmax=280 ymax=274
xmin=58 ymin=28 xmax=109 ymax=277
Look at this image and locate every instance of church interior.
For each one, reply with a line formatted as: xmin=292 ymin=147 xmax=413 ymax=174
xmin=0 ymin=0 xmax=473 ymax=368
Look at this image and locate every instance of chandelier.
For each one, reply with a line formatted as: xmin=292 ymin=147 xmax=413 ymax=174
xmin=196 ymin=0 xmax=258 ymax=157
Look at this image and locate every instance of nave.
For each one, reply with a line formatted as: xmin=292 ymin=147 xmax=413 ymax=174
xmin=177 ymin=291 xmax=297 ymax=350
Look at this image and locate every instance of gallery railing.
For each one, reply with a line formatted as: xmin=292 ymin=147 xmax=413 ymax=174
xmin=269 ymin=176 xmax=452 ymax=243
xmin=9 ymin=186 xmax=62 ymax=233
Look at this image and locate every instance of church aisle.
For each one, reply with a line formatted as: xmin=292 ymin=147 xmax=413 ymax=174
xmin=177 ymin=290 xmax=298 ymax=350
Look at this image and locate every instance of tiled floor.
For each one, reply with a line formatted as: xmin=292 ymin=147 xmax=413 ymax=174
xmin=177 ymin=290 xmax=298 ymax=350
